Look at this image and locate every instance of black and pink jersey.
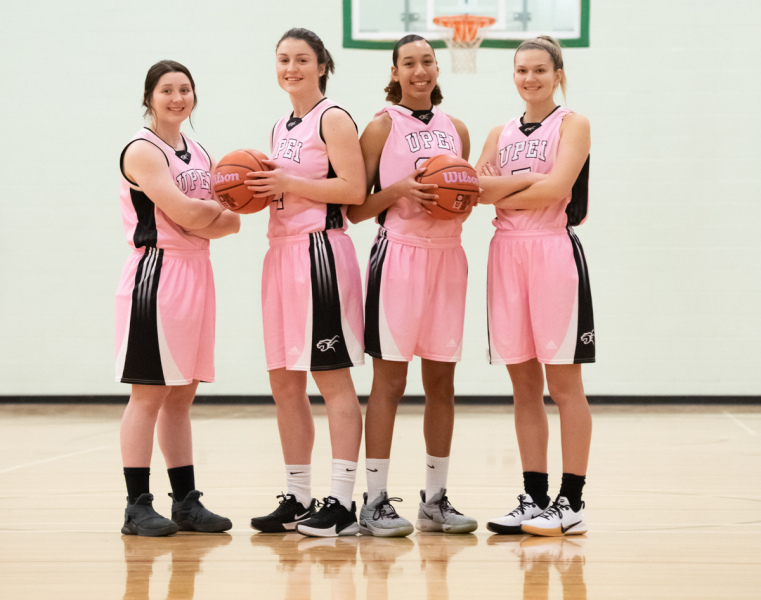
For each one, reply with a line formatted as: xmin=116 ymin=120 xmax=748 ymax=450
xmin=494 ymin=106 xmax=590 ymax=231
xmin=119 ymin=128 xmax=213 ymax=252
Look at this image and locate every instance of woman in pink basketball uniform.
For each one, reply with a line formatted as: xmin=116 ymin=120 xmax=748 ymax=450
xmin=116 ymin=60 xmax=239 ymax=536
xmin=347 ymin=35 xmax=477 ymax=536
xmin=246 ymin=28 xmax=366 ymax=538
xmin=476 ymin=36 xmax=594 ymax=537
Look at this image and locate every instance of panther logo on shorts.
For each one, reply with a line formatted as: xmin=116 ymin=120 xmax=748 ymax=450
xmin=580 ymin=330 xmax=595 ymax=345
xmin=316 ymin=335 xmax=341 ymax=352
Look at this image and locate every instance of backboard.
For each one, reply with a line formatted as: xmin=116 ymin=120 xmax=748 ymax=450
xmin=343 ymin=0 xmax=589 ymax=49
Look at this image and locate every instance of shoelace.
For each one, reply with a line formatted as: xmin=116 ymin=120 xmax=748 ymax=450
xmin=275 ymin=492 xmax=297 ymax=507
xmin=508 ymin=494 xmax=537 ymax=517
xmin=434 ymin=495 xmax=463 ymax=516
xmin=318 ymin=497 xmax=340 ymax=513
xmin=373 ymin=497 xmax=404 ymax=520
xmin=272 ymin=493 xmax=302 ymax=516
xmin=539 ymin=501 xmax=569 ymax=521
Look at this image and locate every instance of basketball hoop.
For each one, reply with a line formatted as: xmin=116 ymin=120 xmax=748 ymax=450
xmin=433 ymin=14 xmax=496 ymax=74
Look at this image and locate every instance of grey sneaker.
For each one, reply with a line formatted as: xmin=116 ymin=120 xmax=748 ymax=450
xmin=121 ymin=493 xmax=179 ymax=537
xmin=359 ymin=492 xmax=414 ymax=537
xmin=416 ymin=489 xmax=477 ymax=534
xmin=170 ymin=490 xmax=232 ymax=533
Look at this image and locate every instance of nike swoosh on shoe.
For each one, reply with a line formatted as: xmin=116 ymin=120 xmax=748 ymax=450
xmin=561 ymin=521 xmax=582 ymax=534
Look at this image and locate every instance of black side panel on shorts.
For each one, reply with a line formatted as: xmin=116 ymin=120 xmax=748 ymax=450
xmin=121 ymin=247 xmax=166 ymax=383
xmin=568 ymin=229 xmax=595 ymax=363
xmin=324 ymin=160 xmax=344 ymax=231
xmin=565 ymin=155 xmax=590 ymax=227
xmin=364 ymin=229 xmax=388 ymax=357
xmin=130 ymin=188 xmax=158 ymax=249
xmin=308 ymin=232 xmax=353 ymax=370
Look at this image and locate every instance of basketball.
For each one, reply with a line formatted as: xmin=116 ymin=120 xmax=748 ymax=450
xmin=416 ymin=155 xmax=479 ymax=220
xmin=212 ymin=149 xmax=273 ymax=214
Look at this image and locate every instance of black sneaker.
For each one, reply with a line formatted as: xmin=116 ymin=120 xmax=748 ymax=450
xmin=250 ymin=493 xmax=317 ymax=533
xmin=296 ymin=496 xmax=360 ymax=538
xmin=170 ymin=490 xmax=232 ymax=533
xmin=122 ymin=493 xmax=179 ymax=537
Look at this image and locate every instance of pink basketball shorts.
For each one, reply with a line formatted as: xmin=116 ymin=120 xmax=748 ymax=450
xmin=364 ymin=228 xmax=467 ymax=362
xmin=487 ymin=228 xmax=595 ymax=365
xmin=262 ymin=229 xmax=365 ymax=371
xmin=115 ymin=247 xmax=215 ymax=385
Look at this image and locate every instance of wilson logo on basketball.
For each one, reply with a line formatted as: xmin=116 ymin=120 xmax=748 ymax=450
xmin=442 ymin=171 xmax=478 ymax=185
xmin=213 ymin=172 xmax=240 ymax=185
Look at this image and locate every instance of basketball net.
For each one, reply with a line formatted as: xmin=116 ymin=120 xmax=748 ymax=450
xmin=433 ymin=15 xmax=496 ymax=74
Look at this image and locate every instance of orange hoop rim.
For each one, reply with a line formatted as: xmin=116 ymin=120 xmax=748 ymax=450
xmin=432 ymin=14 xmax=497 ymax=43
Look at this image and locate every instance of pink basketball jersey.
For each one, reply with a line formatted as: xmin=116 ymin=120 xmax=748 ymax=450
xmin=119 ymin=128 xmax=213 ymax=251
xmin=268 ymin=98 xmax=352 ymax=238
xmin=494 ymin=107 xmax=590 ymax=231
xmin=377 ymin=105 xmax=465 ymax=238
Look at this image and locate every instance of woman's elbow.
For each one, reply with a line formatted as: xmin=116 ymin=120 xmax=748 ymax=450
xmin=344 ymin=188 xmax=366 ymax=206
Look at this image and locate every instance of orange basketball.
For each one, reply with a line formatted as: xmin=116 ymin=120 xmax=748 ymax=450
xmin=212 ymin=149 xmax=273 ymax=214
xmin=416 ymin=155 xmax=479 ymax=220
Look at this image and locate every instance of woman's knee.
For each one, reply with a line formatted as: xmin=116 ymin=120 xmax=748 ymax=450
xmin=545 ymin=365 xmax=585 ymax=407
xmin=370 ymin=360 xmax=408 ymax=401
xmin=128 ymin=385 xmax=171 ymax=414
xmin=270 ymin=369 xmax=307 ymax=401
xmin=421 ymin=360 xmax=455 ymax=400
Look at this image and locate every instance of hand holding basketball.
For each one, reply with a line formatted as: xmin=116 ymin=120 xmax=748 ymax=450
xmin=416 ymin=155 xmax=479 ymax=220
xmin=246 ymin=159 xmax=291 ymax=199
xmin=390 ymin=167 xmax=439 ymax=214
xmin=212 ymin=149 xmax=272 ymax=214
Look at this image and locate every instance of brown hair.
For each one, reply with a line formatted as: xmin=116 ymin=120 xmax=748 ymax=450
xmin=384 ymin=35 xmax=443 ymax=105
xmin=142 ymin=60 xmax=197 ymax=124
xmin=515 ymin=36 xmax=567 ymax=101
xmin=277 ymin=28 xmax=335 ymax=94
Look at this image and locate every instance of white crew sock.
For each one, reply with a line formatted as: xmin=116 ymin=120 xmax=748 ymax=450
xmin=285 ymin=464 xmax=312 ymax=508
xmin=365 ymin=458 xmax=391 ymax=503
xmin=330 ymin=459 xmax=358 ymax=509
xmin=425 ymin=454 xmax=450 ymax=502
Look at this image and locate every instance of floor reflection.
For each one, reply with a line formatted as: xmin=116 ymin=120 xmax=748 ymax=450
xmin=359 ymin=536 xmax=414 ymax=600
xmin=418 ymin=532 xmax=479 ymax=600
xmin=126 ymin=531 xmax=586 ymax=599
xmin=122 ymin=533 xmax=232 ymax=600
xmin=251 ymin=532 xmax=481 ymax=599
xmin=488 ymin=535 xmax=587 ymax=599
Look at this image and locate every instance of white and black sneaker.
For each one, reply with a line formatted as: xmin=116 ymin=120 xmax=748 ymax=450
xmin=250 ymin=493 xmax=317 ymax=533
xmin=521 ymin=496 xmax=587 ymax=537
xmin=487 ymin=493 xmax=547 ymax=535
xmin=296 ymin=496 xmax=360 ymax=538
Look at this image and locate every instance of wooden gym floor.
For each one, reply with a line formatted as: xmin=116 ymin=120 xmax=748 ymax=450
xmin=0 ymin=403 xmax=759 ymax=599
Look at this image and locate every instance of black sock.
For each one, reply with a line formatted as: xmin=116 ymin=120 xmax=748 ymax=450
xmin=124 ymin=468 xmax=150 ymax=504
xmin=523 ymin=471 xmax=550 ymax=509
xmin=558 ymin=473 xmax=586 ymax=512
xmin=167 ymin=465 xmax=195 ymax=502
